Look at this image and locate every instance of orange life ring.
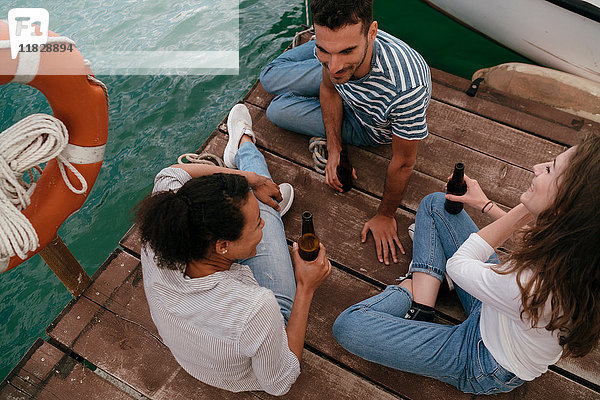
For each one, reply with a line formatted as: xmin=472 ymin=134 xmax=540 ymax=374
xmin=0 ymin=21 xmax=109 ymax=272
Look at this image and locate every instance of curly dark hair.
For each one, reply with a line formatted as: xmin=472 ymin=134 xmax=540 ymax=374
xmin=498 ymin=133 xmax=600 ymax=358
xmin=310 ymin=0 xmax=373 ymax=35
xmin=135 ymin=173 xmax=250 ymax=271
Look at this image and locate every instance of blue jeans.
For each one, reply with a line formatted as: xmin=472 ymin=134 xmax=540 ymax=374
xmin=259 ymin=41 xmax=377 ymax=147
xmin=236 ymin=142 xmax=296 ymax=324
xmin=332 ymin=193 xmax=524 ymax=394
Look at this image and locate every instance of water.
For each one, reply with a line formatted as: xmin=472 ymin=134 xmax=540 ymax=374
xmin=0 ymin=0 xmax=529 ymax=380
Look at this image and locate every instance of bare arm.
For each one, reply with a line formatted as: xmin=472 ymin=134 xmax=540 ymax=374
xmin=320 ymin=66 xmax=346 ymax=192
xmin=361 ymin=137 xmax=418 ymax=264
xmin=379 ymin=137 xmax=418 ymax=217
xmin=169 ymin=163 xmax=282 ymax=210
xmin=477 ymin=203 xmax=533 ymax=249
xmin=444 ymin=174 xmax=507 ymax=221
xmin=285 ymin=243 xmax=331 ymax=361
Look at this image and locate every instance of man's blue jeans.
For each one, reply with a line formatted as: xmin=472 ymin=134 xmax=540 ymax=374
xmin=259 ymin=40 xmax=377 ymax=147
xmin=332 ymin=193 xmax=524 ymax=394
xmin=236 ymin=142 xmax=296 ymax=324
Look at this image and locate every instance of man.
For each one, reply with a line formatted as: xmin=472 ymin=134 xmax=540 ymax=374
xmin=260 ymin=0 xmax=431 ymax=265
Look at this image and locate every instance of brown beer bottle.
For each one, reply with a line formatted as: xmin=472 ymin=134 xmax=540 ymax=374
xmin=298 ymin=211 xmax=320 ymax=261
xmin=444 ymin=163 xmax=467 ymax=214
xmin=336 ymin=148 xmax=353 ymax=192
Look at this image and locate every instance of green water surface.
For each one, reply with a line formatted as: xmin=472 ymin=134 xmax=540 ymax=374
xmin=0 ymin=0 xmax=530 ymax=380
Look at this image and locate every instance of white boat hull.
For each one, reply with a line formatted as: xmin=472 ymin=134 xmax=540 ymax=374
xmin=423 ymin=0 xmax=600 ymax=83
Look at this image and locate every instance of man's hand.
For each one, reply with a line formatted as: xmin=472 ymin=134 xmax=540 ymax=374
xmin=324 ymin=150 xmax=357 ymax=192
xmin=361 ymin=214 xmax=405 ymax=265
xmin=246 ymin=172 xmax=283 ymax=211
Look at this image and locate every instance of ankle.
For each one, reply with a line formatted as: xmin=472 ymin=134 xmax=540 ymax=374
xmin=239 ymin=134 xmax=253 ymax=148
xmin=404 ymin=301 xmax=435 ymax=322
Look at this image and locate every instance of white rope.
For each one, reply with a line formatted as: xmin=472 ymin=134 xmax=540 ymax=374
xmin=0 ymin=113 xmax=88 ymax=263
xmin=177 ymin=152 xmax=224 ymax=167
xmin=308 ymin=137 xmax=327 ymax=174
xmin=292 ymin=26 xmax=315 ymax=48
xmin=305 ymin=0 xmax=310 ymax=26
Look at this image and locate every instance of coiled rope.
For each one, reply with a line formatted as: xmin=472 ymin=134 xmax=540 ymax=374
xmin=0 ymin=114 xmax=88 ymax=262
xmin=177 ymin=152 xmax=224 ymax=167
xmin=308 ymin=137 xmax=328 ymax=174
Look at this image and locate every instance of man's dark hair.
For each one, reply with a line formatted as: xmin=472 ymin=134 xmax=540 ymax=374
xmin=310 ymin=0 xmax=373 ymax=35
xmin=135 ymin=173 xmax=250 ymax=271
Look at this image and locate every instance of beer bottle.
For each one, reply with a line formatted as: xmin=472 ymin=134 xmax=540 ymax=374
xmin=444 ymin=163 xmax=467 ymax=214
xmin=336 ymin=148 xmax=353 ymax=192
xmin=298 ymin=211 xmax=320 ymax=261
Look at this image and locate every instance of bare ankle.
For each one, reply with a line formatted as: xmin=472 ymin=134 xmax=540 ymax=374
xmin=239 ymin=134 xmax=253 ymax=148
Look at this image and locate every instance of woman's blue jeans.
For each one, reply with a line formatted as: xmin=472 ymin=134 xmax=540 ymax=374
xmin=332 ymin=193 xmax=524 ymax=394
xmin=236 ymin=142 xmax=296 ymax=324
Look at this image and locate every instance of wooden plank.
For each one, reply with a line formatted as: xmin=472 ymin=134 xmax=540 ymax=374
xmin=0 ymin=384 xmax=30 ymax=399
xmin=2 ymin=339 xmax=134 ymax=400
xmin=242 ymin=102 xmax=523 ymax=213
xmin=426 ymin=99 xmax=566 ymax=169
xmin=119 ymin=225 xmax=142 ymax=258
xmin=47 ymin=292 xmax=402 ymax=399
xmin=47 ymin=296 xmax=256 ymax=400
xmin=246 ymin=79 xmax=567 ymax=168
xmin=217 ymin=102 xmax=508 ymax=228
xmin=39 ymin=235 xmax=92 ymax=298
xmin=430 ymin=81 xmax=586 ymax=147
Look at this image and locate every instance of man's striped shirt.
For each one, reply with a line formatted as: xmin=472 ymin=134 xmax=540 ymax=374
xmin=334 ymin=30 xmax=431 ymax=144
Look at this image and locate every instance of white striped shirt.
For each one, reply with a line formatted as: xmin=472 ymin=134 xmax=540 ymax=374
xmin=141 ymin=167 xmax=300 ymax=395
xmin=326 ymin=30 xmax=431 ymax=144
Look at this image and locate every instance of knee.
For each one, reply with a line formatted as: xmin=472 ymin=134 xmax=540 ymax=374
xmin=419 ymin=192 xmax=446 ymax=213
xmin=332 ymin=306 xmax=363 ymax=350
xmin=265 ymin=96 xmax=287 ymax=126
xmin=259 ymin=64 xmax=276 ymax=94
xmin=259 ymin=64 xmax=277 ymax=94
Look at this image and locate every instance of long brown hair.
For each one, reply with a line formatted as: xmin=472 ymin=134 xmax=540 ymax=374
xmin=499 ymin=133 xmax=600 ymax=358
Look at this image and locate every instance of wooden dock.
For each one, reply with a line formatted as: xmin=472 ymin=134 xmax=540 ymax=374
xmin=2 ymin=34 xmax=600 ymax=399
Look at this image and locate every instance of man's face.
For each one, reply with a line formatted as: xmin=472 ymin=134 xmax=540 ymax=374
xmin=314 ymin=22 xmax=374 ymax=84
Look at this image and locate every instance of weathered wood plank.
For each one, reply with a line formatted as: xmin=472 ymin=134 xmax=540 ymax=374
xmin=47 ymin=294 xmax=403 ymax=399
xmin=215 ymin=104 xmax=509 ymax=228
xmin=2 ymin=339 xmax=135 ymax=400
xmin=430 ymin=81 xmax=586 ymax=147
xmin=119 ymin=225 xmax=142 ymax=258
xmin=242 ymin=102 xmax=524 ymax=212
xmin=430 ymin=67 xmax=598 ymax=142
xmin=426 ymin=99 xmax=566 ymax=168
xmin=0 ymin=384 xmax=30 ymax=399
xmin=245 ymin=80 xmax=566 ymax=171
xmin=247 ymin=67 xmax=594 ymax=151
xmin=47 ymin=296 xmax=257 ymax=400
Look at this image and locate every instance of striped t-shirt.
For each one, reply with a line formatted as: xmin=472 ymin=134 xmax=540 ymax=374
xmin=141 ymin=167 xmax=300 ymax=395
xmin=330 ymin=30 xmax=431 ymax=144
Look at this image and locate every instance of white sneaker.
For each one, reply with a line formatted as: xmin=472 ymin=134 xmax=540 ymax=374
xmin=407 ymin=222 xmax=454 ymax=291
xmin=278 ymin=183 xmax=294 ymax=217
xmin=224 ymin=104 xmax=256 ymax=168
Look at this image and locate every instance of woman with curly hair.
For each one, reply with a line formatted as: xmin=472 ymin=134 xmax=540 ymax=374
xmin=135 ymin=104 xmax=330 ymax=395
xmin=333 ymin=133 xmax=600 ymax=395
